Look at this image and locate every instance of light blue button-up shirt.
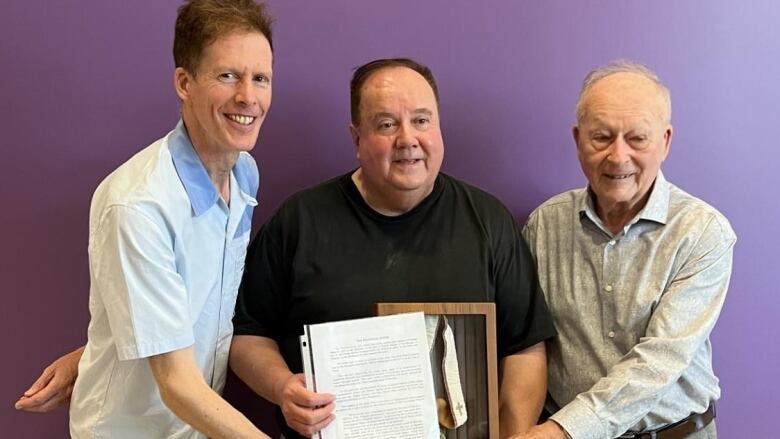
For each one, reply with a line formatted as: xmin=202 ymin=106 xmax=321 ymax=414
xmin=70 ymin=121 xmax=258 ymax=439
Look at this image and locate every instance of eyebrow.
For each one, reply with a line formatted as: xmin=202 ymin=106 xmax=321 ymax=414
xmin=370 ymin=112 xmax=397 ymax=121
xmin=211 ymin=65 xmax=273 ymax=76
xmin=371 ymin=108 xmax=432 ymax=117
xmin=587 ymin=116 xmax=653 ymax=129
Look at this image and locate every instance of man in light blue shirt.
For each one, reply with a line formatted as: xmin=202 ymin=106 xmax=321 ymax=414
xmin=16 ymin=1 xmax=275 ymax=438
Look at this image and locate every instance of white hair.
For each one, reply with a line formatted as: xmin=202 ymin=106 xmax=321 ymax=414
xmin=575 ymin=60 xmax=672 ymax=123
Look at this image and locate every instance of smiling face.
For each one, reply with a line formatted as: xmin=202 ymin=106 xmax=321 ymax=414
xmin=574 ymin=72 xmax=672 ymax=226
xmin=175 ymin=31 xmax=273 ymax=160
xmin=349 ymin=66 xmax=444 ymax=215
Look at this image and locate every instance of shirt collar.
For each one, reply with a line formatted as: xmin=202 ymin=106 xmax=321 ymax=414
xmin=578 ymin=170 xmax=670 ymax=229
xmin=169 ymin=120 xmax=257 ymax=216
xmin=636 ymin=170 xmax=669 ymax=225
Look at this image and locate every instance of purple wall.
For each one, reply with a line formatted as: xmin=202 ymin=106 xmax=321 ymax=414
xmin=2 ymin=1 xmax=777 ymax=437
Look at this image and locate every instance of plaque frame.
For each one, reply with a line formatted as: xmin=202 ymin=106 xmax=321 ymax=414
xmin=375 ymin=302 xmax=499 ymax=439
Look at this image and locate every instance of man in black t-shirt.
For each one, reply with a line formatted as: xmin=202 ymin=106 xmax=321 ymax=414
xmin=230 ymin=58 xmax=556 ymax=439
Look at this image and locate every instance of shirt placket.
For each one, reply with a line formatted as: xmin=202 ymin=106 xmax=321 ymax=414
xmin=601 ymin=233 xmax=621 ymax=342
xmin=215 ymin=202 xmax=244 ymax=372
xmin=204 ymin=200 xmax=233 ymax=388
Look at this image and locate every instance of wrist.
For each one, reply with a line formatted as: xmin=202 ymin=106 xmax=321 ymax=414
xmin=272 ymin=371 xmax=295 ymax=404
xmin=548 ymin=420 xmax=571 ymax=439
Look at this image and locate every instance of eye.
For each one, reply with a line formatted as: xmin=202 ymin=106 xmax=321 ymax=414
xmin=376 ymin=120 xmax=398 ymax=133
xmin=587 ymin=132 xmax=613 ymax=150
xmin=253 ymin=74 xmax=270 ymax=85
xmin=217 ymin=72 xmax=239 ymax=83
xmin=628 ymin=134 xmax=649 ymax=149
xmin=414 ymin=116 xmax=431 ymax=127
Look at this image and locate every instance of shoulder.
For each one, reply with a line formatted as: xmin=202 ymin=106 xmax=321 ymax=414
xmin=437 ymin=175 xmax=528 ymax=252
xmin=666 ymin=182 xmax=736 ymax=243
xmin=265 ymin=174 xmax=346 ymax=226
xmin=94 ymin=139 xmax=164 ymax=198
xmin=530 ymin=188 xmax=581 ymax=216
xmin=283 ymin=174 xmax=345 ymax=210
xmin=439 ymin=173 xmax=513 ymax=218
xmin=90 ymin=135 xmax=181 ymax=231
xmin=525 ymin=187 xmax=583 ymax=227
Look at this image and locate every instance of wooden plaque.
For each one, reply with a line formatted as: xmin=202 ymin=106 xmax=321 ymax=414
xmin=375 ymin=302 xmax=499 ymax=439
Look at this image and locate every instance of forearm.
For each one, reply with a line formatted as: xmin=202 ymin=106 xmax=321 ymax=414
xmin=160 ymin=376 xmax=268 ymax=439
xmin=150 ymin=348 xmax=269 ymax=439
xmin=230 ymin=335 xmax=294 ymax=405
xmin=553 ymin=237 xmax=734 ymax=439
xmin=499 ymin=342 xmax=547 ymax=437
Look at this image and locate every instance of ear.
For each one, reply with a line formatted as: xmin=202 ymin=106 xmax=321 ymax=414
xmin=572 ymin=125 xmax=580 ymax=149
xmin=661 ymin=124 xmax=673 ymax=161
xmin=349 ymin=124 xmax=361 ymax=158
xmin=174 ymin=67 xmax=191 ymax=102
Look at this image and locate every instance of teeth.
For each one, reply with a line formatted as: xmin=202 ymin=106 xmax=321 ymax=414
xmin=227 ymin=114 xmax=255 ymax=125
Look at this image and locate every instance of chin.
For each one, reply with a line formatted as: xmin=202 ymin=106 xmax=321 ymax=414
xmin=230 ymin=138 xmax=259 ymax=152
xmin=392 ymin=175 xmax=428 ymax=189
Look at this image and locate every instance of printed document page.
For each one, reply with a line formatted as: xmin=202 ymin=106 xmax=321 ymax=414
xmin=301 ymin=312 xmax=438 ymax=439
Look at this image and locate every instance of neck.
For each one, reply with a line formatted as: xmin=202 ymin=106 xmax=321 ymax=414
xmin=351 ymin=169 xmax=431 ymax=216
xmin=182 ymin=116 xmax=237 ymax=203
xmin=198 ymin=149 xmax=236 ymax=204
xmin=598 ymin=206 xmax=637 ymax=235
xmin=595 ymin=194 xmax=649 ymax=235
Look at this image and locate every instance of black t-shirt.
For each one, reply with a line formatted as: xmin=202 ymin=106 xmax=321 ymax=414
xmin=233 ymin=171 xmax=556 ymax=436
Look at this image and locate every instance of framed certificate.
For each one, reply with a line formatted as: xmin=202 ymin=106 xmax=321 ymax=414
xmin=375 ymin=303 xmax=499 ymax=439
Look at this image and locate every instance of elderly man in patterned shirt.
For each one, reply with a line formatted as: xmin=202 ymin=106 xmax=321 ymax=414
xmin=515 ymin=61 xmax=735 ymax=439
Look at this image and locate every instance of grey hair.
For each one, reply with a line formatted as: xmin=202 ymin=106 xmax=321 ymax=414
xmin=575 ymin=60 xmax=672 ymax=124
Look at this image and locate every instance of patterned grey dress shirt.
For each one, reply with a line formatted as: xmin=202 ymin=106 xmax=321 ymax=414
xmin=522 ymin=172 xmax=736 ymax=439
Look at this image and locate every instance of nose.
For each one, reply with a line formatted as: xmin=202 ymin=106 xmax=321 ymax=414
xmin=235 ymin=78 xmax=257 ymax=107
xmin=606 ymin=136 xmax=630 ymax=164
xmin=394 ymin=122 xmax=419 ymax=149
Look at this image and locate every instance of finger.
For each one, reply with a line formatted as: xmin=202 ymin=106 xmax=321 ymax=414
xmin=16 ymin=398 xmax=58 ymax=413
xmin=16 ymin=383 xmax=62 ymax=410
xmin=290 ymin=413 xmax=335 ymax=437
xmin=32 ymin=393 xmax=70 ymax=412
xmin=290 ymin=387 xmax=335 ymax=407
xmin=15 ymin=394 xmax=54 ymax=411
xmin=14 ymin=397 xmax=28 ymax=410
xmin=23 ymin=369 xmax=54 ymax=396
xmin=24 ymin=379 xmax=62 ymax=403
xmin=284 ymin=400 xmax=335 ymax=426
xmin=17 ymin=384 xmax=72 ymax=413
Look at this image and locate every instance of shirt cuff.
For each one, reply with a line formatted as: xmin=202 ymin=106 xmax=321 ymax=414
xmin=117 ymin=333 xmax=194 ymax=361
xmin=550 ymin=398 xmax=605 ymax=439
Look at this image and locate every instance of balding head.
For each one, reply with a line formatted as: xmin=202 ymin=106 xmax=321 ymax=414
xmin=576 ymin=60 xmax=671 ymax=125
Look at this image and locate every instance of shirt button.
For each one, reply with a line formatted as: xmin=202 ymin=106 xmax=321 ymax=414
xmin=608 ymin=331 xmax=616 ymax=338
xmin=605 ymin=284 xmax=613 ymax=292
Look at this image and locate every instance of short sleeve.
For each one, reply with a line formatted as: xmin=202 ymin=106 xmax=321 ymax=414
xmin=232 ymin=211 xmax=291 ymax=340
xmin=493 ymin=214 xmax=557 ymax=356
xmin=90 ymin=205 xmax=194 ymax=360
